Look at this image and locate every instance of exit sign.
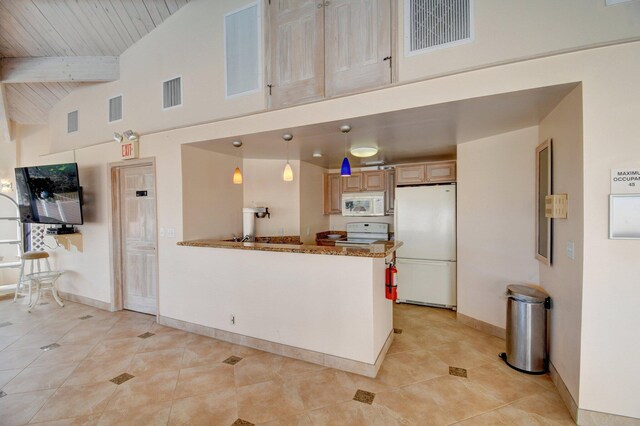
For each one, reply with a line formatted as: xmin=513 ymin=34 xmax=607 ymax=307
xmin=121 ymin=140 xmax=139 ymax=160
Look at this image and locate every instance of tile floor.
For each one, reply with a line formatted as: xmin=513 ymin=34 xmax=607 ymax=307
xmin=0 ymin=293 xmax=575 ymax=425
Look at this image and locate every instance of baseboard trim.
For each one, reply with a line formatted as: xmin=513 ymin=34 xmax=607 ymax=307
xmin=58 ymin=290 xmax=112 ymax=312
xmin=158 ymin=315 xmax=393 ymax=378
xmin=577 ymin=408 xmax=640 ymax=425
xmin=549 ymin=362 xmax=579 ymax=422
xmin=456 ymin=312 xmax=506 ymax=339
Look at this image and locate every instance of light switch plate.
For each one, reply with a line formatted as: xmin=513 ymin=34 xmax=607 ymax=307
xmin=566 ymin=241 xmax=575 ymax=260
xmin=167 ymin=228 xmax=175 ymax=238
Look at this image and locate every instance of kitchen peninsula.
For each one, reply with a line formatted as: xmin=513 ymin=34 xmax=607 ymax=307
xmin=164 ymin=239 xmax=402 ymax=377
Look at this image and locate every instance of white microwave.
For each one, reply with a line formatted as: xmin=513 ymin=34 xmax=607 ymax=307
xmin=341 ymin=192 xmax=385 ymax=216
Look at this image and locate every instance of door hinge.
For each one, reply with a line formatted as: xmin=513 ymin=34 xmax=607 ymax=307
xmin=267 ymin=84 xmax=273 ymax=95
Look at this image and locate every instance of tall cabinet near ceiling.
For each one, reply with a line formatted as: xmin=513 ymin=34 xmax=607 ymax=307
xmin=268 ymin=0 xmax=392 ymax=108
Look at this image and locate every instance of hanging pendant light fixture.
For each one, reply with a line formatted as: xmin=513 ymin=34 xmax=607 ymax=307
xmin=282 ymin=133 xmax=294 ymax=182
xmin=340 ymin=124 xmax=352 ymax=177
xmin=232 ymin=140 xmax=243 ymax=184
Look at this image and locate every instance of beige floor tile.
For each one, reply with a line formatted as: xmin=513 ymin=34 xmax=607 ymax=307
xmin=173 ymin=363 xmax=235 ymax=399
xmin=286 ymin=369 xmax=359 ymax=411
xmin=466 ymin=362 xmax=549 ymax=404
xmin=27 ymin=413 xmax=102 ymax=425
xmin=0 ymin=347 xmax=43 ymax=370
xmin=0 ymin=388 xmax=55 ymax=426
xmin=0 ymin=367 xmax=22 ymax=388
xmin=237 ymin=379 xmax=305 ymax=424
xmin=235 ymin=352 xmax=326 ymax=388
xmin=181 ymin=340 xmax=239 ymax=368
xmin=88 ymin=337 xmax=145 ymax=358
xmin=98 ymin=401 xmax=172 ymax=426
xmin=168 ymin=389 xmax=237 ymax=426
xmin=306 ymin=400 xmax=410 ymax=426
xmin=375 ymin=375 xmax=505 ymax=425
xmin=137 ymin=330 xmax=190 ymax=353
xmin=506 ymin=390 xmax=576 ymax=424
xmin=58 ymin=324 xmax=113 ymax=346
xmin=104 ymin=370 xmax=178 ymax=412
xmin=63 ymin=353 xmax=134 ymax=387
xmin=428 ymin=341 xmax=497 ymax=370
xmin=102 ymin=325 xmax=151 ymax=341
xmin=0 ymin=334 xmax=22 ymax=350
xmin=128 ymin=347 xmax=185 ymax=377
xmin=3 ymin=363 xmax=78 ymax=393
xmin=5 ymin=333 xmax=65 ymax=351
xmin=375 ymin=348 xmax=449 ymax=388
xmin=30 ymin=344 xmax=94 ymax=368
xmin=32 ymin=382 xmax=117 ymax=423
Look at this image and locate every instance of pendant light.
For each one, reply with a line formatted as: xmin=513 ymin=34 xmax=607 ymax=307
xmin=282 ymin=133 xmax=294 ymax=182
xmin=340 ymin=124 xmax=352 ymax=177
xmin=232 ymin=140 xmax=243 ymax=184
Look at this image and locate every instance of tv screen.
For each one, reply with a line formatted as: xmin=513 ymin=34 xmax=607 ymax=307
xmin=15 ymin=163 xmax=84 ymax=225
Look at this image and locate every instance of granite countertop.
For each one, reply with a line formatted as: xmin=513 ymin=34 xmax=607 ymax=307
xmin=177 ymin=239 xmax=403 ymax=258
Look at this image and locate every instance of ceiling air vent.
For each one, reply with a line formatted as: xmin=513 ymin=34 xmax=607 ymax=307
xmin=67 ymin=110 xmax=78 ymax=133
xmin=163 ymin=76 xmax=182 ymax=109
xmin=109 ymin=95 xmax=123 ymax=122
xmin=405 ymin=0 xmax=473 ymax=55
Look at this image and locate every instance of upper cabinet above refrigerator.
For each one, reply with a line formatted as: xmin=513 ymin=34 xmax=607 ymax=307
xmin=267 ymin=0 xmax=393 ymax=109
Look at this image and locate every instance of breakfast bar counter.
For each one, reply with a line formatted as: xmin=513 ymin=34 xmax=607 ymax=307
xmin=177 ymin=239 xmax=402 ymax=258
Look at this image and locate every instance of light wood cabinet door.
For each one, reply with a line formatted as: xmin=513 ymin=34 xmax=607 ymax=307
xmin=385 ymin=170 xmax=395 ymax=214
xmin=269 ymin=0 xmax=324 ymax=108
xmin=342 ymin=173 xmax=364 ymax=192
xmin=323 ymin=173 xmax=342 ymax=214
xmin=395 ymin=164 xmax=426 ymax=185
xmin=325 ymin=0 xmax=391 ymax=97
xmin=426 ymin=161 xmax=456 ymax=183
xmin=363 ymin=170 xmax=385 ymax=191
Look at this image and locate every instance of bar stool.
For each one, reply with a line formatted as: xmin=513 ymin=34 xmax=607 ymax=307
xmin=13 ymin=251 xmax=52 ymax=304
xmin=26 ymin=270 xmax=65 ymax=312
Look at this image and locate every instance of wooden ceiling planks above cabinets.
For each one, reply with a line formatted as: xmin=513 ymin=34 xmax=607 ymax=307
xmin=267 ymin=0 xmax=394 ymax=109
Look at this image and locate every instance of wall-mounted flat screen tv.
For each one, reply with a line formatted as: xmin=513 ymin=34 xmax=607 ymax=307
xmin=14 ymin=163 xmax=84 ymax=225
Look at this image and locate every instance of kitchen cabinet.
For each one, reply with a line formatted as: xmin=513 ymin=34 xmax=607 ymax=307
xmin=395 ymin=164 xmax=426 ymax=185
xmin=323 ymin=173 xmax=342 ymax=214
xmin=268 ymin=0 xmax=391 ymax=108
xmin=342 ymin=173 xmax=363 ymax=192
xmin=385 ymin=169 xmax=395 ymax=214
xmin=363 ymin=170 xmax=385 ymax=191
xmin=426 ymin=161 xmax=456 ymax=183
xmin=395 ymin=161 xmax=457 ymax=185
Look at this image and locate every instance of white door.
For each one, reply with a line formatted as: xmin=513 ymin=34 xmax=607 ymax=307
xmin=325 ymin=0 xmax=391 ymax=97
xmin=396 ymin=259 xmax=456 ymax=307
xmin=120 ymin=165 xmax=158 ymax=314
xmin=269 ymin=0 xmax=325 ymax=108
xmin=395 ymin=185 xmax=456 ymax=261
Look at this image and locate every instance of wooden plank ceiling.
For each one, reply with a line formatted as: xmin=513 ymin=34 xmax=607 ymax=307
xmin=0 ymin=0 xmax=190 ymax=125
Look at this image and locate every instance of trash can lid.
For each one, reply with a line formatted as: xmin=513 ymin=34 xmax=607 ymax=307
xmin=506 ymin=284 xmax=549 ymax=303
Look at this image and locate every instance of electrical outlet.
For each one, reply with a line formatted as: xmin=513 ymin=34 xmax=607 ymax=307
xmin=159 ymin=227 xmax=165 ymax=237
xmin=230 ymin=314 xmax=235 ymax=325
xmin=566 ymin=241 xmax=575 ymax=260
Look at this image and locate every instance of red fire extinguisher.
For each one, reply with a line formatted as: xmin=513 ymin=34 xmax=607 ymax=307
xmin=385 ymin=261 xmax=398 ymax=301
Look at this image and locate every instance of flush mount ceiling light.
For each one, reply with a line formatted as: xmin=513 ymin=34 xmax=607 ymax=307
xmin=340 ymin=124 xmax=352 ymax=177
xmin=282 ymin=133 xmax=294 ymax=182
xmin=232 ymin=140 xmax=243 ymax=184
xmin=350 ymin=146 xmax=378 ymax=158
xmin=312 ymin=152 xmax=323 ymax=158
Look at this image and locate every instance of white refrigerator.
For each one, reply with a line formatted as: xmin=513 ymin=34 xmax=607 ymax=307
xmin=395 ymin=184 xmax=456 ymax=308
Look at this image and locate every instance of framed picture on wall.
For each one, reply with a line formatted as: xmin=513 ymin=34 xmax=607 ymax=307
xmin=536 ymin=139 xmax=552 ymax=265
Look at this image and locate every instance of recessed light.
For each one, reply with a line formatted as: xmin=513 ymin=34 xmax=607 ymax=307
xmin=350 ymin=147 xmax=378 ymax=158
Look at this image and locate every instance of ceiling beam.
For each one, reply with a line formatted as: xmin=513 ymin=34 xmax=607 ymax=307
xmin=0 ymin=83 xmax=13 ymax=143
xmin=0 ymin=56 xmax=119 ymax=83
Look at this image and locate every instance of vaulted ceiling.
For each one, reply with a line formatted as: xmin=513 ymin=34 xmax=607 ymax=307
xmin=0 ymin=0 xmax=190 ymax=136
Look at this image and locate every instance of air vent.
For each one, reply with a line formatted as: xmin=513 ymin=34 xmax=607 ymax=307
xmin=163 ymin=77 xmax=182 ymax=109
xmin=67 ymin=110 xmax=78 ymax=133
xmin=405 ymin=0 xmax=472 ymax=55
xmin=109 ymin=95 xmax=123 ymax=122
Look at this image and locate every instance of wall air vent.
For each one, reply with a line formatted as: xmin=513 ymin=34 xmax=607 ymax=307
xmin=67 ymin=110 xmax=78 ymax=133
xmin=109 ymin=95 xmax=123 ymax=122
xmin=163 ymin=76 xmax=182 ymax=109
xmin=405 ymin=0 xmax=473 ymax=55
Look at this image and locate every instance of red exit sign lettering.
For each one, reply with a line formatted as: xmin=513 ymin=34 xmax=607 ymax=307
xmin=120 ymin=141 xmax=139 ymax=160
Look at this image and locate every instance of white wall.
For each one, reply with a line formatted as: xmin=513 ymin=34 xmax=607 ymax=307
xmin=181 ymin=146 xmax=243 ymax=240
xmin=243 ymin=159 xmax=300 ymax=237
xmin=539 ymin=86 xmax=584 ymax=404
xmin=398 ymin=0 xmax=640 ymax=82
xmin=457 ymin=127 xmax=540 ymax=328
xmin=299 ymin=162 xmax=330 ymax=244
xmin=0 ymin=135 xmax=18 ymax=285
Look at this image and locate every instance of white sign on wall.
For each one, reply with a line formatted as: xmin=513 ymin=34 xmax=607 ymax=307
xmin=611 ymin=168 xmax=640 ymax=194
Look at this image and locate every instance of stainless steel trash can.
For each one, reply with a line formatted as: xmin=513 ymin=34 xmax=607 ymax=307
xmin=499 ymin=284 xmax=550 ymax=374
